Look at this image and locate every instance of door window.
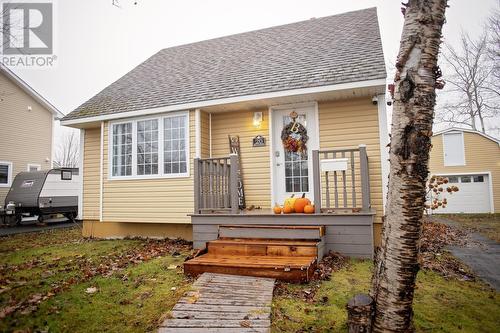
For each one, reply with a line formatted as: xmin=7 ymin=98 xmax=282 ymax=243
xmin=283 ymin=114 xmax=309 ymax=193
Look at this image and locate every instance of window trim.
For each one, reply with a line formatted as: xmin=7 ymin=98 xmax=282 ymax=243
xmin=442 ymin=131 xmax=466 ymax=166
xmin=0 ymin=161 xmax=13 ymax=188
xmin=27 ymin=163 xmax=41 ymax=172
xmin=107 ymin=111 xmax=190 ymax=180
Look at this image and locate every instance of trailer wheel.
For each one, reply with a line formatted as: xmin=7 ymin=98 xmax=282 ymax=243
xmin=64 ymin=212 xmax=76 ymax=222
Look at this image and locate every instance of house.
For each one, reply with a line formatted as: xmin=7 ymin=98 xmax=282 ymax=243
xmin=0 ymin=65 xmax=64 ymax=204
xmin=429 ymin=127 xmax=500 ymax=214
xmin=61 ymin=7 xmax=389 ymax=272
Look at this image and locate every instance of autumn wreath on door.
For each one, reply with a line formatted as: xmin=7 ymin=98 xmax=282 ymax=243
xmin=281 ymin=111 xmax=309 ymax=155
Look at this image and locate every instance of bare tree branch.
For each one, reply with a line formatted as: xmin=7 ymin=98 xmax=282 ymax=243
xmin=437 ymin=30 xmax=500 ymax=133
xmin=53 ymin=131 xmax=80 ymax=168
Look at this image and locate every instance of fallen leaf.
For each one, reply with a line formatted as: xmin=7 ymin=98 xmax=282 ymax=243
xmin=85 ymin=287 xmax=98 ymax=294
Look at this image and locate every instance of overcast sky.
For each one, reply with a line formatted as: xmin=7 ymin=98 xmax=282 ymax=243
xmin=7 ymin=0 xmax=499 ymax=137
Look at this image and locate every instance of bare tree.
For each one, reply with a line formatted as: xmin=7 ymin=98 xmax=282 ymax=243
xmin=53 ymin=131 xmax=80 ymax=168
xmin=437 ymin=31 xmax=499 ymax=133
xmin=347 ymin=1 xmax=448 ymax=332
xmin=487 ymin=10 xmax=499 ymax=97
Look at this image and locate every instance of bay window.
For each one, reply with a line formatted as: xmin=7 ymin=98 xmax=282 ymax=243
xmin=109 ymin=112 xmax=189 ymax=179
xmin=112 ymin=123 xmax=133 ymax=177
xmin=164 ymin=116 xmax=187 ymax=175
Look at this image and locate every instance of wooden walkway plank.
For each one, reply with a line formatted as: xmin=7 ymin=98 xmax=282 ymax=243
xmin=160 ymin=273 xmax=275 ymax=333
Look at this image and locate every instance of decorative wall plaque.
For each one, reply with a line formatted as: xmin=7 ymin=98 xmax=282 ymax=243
xmin=252 ymin=135 xmax=266 ymax=147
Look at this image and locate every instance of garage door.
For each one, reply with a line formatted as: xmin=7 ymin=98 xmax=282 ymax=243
xmin=432 ymin=174 xmax=491 ymax=214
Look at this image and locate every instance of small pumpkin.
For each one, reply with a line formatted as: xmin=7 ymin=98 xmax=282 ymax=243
xmin=283 ymin=194 xmax=297 ymax=212
xmin=283 ymin=204 xmax=293 ymax=214
xmin=273 ymin=204 xmax=282 ymax=214
xmin=303 ymin=204 xmax=315 ymax=214
xmin=294 ymin=193 xmax=311 ymax=213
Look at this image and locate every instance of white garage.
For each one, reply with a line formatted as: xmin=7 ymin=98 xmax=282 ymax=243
xmin=432 ymin=173 xmax=493 ymax=214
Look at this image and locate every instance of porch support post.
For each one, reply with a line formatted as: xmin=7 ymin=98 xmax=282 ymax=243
xmin=312 ymin=150 xmax=321 ymax=214
xmin=359 ymin=144 xmax=371 ymax=212
xmin=194 ymin=158 xmax=201 ymax=214
xmin=229 ymin=154 xmax=239 ymax=214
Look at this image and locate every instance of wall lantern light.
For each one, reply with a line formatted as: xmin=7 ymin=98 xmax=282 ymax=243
xmin=253 ymin=111 xmax=263 ymax=128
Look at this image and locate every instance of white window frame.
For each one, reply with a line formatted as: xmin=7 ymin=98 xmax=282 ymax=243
xmin=108 ymin=111 xmax=190 ymax=180
xmin=27 ymin=163 xmax=41 ymax=172
xmin=442 ymin=131 xmax=466 ymax=166
xmin=0 ymin=161 xmax=13 ymax=188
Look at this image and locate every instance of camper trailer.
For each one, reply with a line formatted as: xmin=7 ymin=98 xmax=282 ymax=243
xmin=1 ymin=168 xmax=80 ymax=225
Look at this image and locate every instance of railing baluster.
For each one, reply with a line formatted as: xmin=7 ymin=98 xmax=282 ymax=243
xmin=223 ymin=159 xmax=228 ymax=208
xmin=333 ymin=152 xmax=339 ymax=208
xmin=202 ymin=160 xmax=207 ymax=210
xmin=351 ymin=151 xmax=356 ymax=208
xmin=341 ymin=151 xmax=347 ymax=208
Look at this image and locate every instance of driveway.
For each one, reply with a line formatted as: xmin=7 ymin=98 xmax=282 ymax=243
xmin=433 ymin=217 xmax=500 ymax=291
xmin=0 ymin=219 xmax=81 ymax=236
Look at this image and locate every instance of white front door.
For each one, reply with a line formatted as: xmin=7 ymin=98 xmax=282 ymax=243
xmin=272 ymin=105 xmax=318 ymax=205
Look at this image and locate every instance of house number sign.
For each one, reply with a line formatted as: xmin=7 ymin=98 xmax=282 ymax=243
xmin=252 ymin=135 xmax=266 ymax=147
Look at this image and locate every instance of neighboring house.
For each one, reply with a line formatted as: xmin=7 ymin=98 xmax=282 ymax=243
xmin=429 ymin=128 xmax=500 ymax=214
xmin=61 ymin=8 xmax=389 ymax=258
xmin=0 ymin=65 xmax=64 ymax=204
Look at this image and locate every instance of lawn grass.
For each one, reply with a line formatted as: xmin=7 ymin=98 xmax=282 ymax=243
xmin=441 ymin=213 xmax=500 ymax=242
xmin=272 ymin=260 xmax=500 ymax=333
xmin=3 ymin=227 xmax=500 ymax=332
xmin=0 ymin=227 xmax=191 ymax=333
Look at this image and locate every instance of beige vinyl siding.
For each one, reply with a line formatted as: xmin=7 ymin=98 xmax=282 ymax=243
xmin=100 ymin=111 xmax=196 ymax=223
xmin=82 ymin=128 xmax=101 ymax=220
xmin=200 ymin=111 xmax=210 ymax=158
xmin=210 ymin=109 xmax=271 ymax=208
xmin=429 ymin=132 xmax=500 ymax=212
xmin=318 ymin=98 xmax=384 ymax=225
xmin=0 ymin=72 xmax=53 ymax=203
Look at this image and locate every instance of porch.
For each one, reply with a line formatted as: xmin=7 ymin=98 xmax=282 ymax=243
xmin=185 ymin=98 xmax=383 ymax=281
xmin=190 ymin=145 xmax=375 ymax=259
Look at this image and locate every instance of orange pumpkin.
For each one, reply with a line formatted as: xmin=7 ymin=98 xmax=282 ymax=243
xmin=273 ymin=204 xmax=282 ymax=214
xmin=294 ymin=193 xmax=311 ymax=213
xmin=303 ymin=204 xmax=315 ymax=214
xmin=283 ymin=204 xmax=293 ymax=214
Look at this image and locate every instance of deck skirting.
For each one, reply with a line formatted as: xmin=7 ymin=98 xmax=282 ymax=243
xmin=191 ymin=212 xmax=375 ymax=258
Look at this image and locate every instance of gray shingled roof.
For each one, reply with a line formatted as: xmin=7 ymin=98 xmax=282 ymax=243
xmin=64 ymin=7 xmax=386 ymax=121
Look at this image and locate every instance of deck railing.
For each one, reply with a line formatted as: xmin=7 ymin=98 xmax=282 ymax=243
xmin=194 ymin=145 xmax=371 ymax=215
xmin=312 ymin=145 xmax=371 ymax=213
xmin=193 ymin=154 xmax=239 ymax=214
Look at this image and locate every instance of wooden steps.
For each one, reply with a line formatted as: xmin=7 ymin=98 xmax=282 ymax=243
xmin=184 ymin=254 xmax=316 ymax=282
xmin=208 ymin=238 xmax=319 ymax=257
xmin=218 ymin=224 xmax=325 ymax=240
xmin=184 ymin=225 xmax=322 ymax=282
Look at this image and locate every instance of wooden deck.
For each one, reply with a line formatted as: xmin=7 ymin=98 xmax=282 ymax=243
xmin=159 ymin=273 xmax=275 ymax=333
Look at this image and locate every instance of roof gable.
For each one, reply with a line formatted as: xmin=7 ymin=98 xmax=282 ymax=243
xmin=0 ymin=65 xmax=63 ymax=118
xmin=433 ymin=127 xmax=500 ymax=146
xmin=63 ymin=7 xmax=386 ymax=122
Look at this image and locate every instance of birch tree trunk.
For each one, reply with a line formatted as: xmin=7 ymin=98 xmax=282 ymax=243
xmin=370 ymin=1 xmax=448 ymax=332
